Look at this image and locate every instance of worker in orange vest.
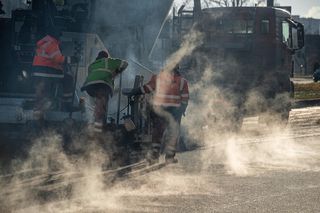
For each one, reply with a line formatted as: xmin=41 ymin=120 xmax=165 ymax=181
xmin=32 ymin=29 xmax=67 ymax=119
xmin=126 ymin=64 xmax=189 ymax=164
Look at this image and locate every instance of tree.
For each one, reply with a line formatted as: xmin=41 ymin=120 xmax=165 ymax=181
xmin=201 ymin=0 xmax=266 ymax=7
xmin=205 ymin=0 xmax=249 ymax=7
xmin=175 ymin=0 xmax=264 ymax=11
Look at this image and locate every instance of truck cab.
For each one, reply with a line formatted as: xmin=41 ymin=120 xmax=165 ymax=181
xmin=172 ymin=6 xmax=304 ymax=125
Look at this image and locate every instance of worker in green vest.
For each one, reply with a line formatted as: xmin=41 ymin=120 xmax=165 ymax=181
xmin=81 ymin=50 xmax=128 ymax=132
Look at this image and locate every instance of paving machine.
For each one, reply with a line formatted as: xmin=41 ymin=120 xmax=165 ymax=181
xmin=0 ymin=0 xmax=155 ymax=169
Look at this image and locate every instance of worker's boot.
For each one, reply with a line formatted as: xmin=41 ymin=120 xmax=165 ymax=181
xmin=87 ymin=121 xmax=104 ymax=141
xmin=146 ymin=151 xmax=159 ymax=165
xmin=33 ymin=97 xmax=52 ymax=120
xmin=41 ymin=98 xmax=53 ymax=111
xmin=165 ymin=153 xmax=178 ymax=164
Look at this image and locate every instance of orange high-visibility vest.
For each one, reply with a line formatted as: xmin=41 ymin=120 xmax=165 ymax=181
xmin=141 ymin=71 xmax=189 ymax=107
xmin=32 ymin=35 xmax=65 ymax=78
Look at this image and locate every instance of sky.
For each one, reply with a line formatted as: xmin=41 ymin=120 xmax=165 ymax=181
xmin=175 ymin=0 xmax=320 ymax=18
xmin=276 ymin=0 xmax=320 ymax=18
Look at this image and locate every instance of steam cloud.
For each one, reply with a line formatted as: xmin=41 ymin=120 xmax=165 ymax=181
xmin=180 ymin=38 xmax=320 ymax=176
xmin=1 ymin=7 xmax=320 ymax=213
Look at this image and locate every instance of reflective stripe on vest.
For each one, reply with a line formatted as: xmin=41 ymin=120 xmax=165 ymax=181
xmin=153 ymin=102 xmax=181 ymax=107
xmin=155 ymin=94 xmax=181 ymax=100
xmin=38 ymin=49 xmax=61 ymax=59
xmin=33 ymin=72 xmax=64 ymax=78
xmin=153 ymin=73 xmax=185 ymax=107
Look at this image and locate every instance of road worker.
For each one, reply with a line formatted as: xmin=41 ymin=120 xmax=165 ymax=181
xmin=32 ymin=29 xmax=67 ymax=119
xmin=126 ymin=63 xmax=189 ymax=164
xmin=81 ymin=50 xmax=128 ymax=133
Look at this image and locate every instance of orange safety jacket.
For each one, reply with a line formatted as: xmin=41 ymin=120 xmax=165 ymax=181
xmin=141 ymin=71 xmax=189 ymax=107
xmin=32 ymin=35 xmax=65 ymax=78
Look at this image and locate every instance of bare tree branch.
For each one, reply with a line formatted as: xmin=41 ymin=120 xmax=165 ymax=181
xmin=256 ymin=0 xmax=265 ymax=6
xmin=202 ymin=0 xmax=249 ymax=7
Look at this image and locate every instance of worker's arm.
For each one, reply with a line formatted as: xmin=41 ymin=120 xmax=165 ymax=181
xmin=109 ymin=58 xmax=128 ymax=77
xmin=116 ymin=60 xmax=128 ymax=74
xmin=124 ymin=74 xmax=157 ymax=96
xmin=141 ymin=75 xmax=156 ymax=94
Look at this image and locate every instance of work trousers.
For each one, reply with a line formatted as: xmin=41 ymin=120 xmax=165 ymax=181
xmin=33 ymin=76 xmax=63 ymax=113
xmin=85 ymin=83 xmax=112 ymax=132
xmin=150 ymin=106 xmax=182 ymax=158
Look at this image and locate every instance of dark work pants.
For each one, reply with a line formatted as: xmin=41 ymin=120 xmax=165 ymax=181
xmin=85 ymin=83 xmax=112 ymax=131
xmin=33 ymin=76 xmax=63 ymax=112
xmin=150 ymin=106 xmax=182 ymax=158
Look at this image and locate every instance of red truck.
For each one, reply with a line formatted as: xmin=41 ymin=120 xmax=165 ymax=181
xmin=172 ymin=4 xmax=304 ymax=127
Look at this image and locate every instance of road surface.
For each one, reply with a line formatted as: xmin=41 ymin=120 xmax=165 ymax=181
xmin=1 ymin=106 xmax=320 ymax=213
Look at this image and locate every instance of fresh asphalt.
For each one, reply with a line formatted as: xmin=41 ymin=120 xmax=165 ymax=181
xmin=6 ymin=107 xmax=320 ymax=213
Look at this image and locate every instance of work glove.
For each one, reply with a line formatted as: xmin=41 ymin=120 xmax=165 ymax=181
xmin=116 ymin=61 xmax=129 ymax=74
xmin=122 ymin=87 xmax=143 ymax=97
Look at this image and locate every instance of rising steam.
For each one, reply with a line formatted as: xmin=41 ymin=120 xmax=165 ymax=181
xmin=163 ymin=29 xmax=204 ymax=73
xmin=1 ymin=10 xmax=320 ymax=213
xmin=181 ymin=54 xmax=320 ymax=176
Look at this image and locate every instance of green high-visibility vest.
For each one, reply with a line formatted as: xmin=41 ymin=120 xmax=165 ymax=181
xmin=82 ymin=57 xmax=127 ymax=93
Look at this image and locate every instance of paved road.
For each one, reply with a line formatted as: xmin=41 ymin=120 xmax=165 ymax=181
xmin=4 ymin=107 xmax=320 ymax=213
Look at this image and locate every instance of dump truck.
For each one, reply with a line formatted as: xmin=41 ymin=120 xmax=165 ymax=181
xmin=171 ymin=2 xmax=304 ymax=127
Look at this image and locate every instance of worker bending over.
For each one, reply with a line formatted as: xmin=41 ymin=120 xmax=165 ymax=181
xmin=81 ymin=50 xmax=128 ymax=133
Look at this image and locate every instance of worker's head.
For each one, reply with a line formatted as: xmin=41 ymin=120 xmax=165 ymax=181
xmin=96 ymin=50 xmax=109 ymax=60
